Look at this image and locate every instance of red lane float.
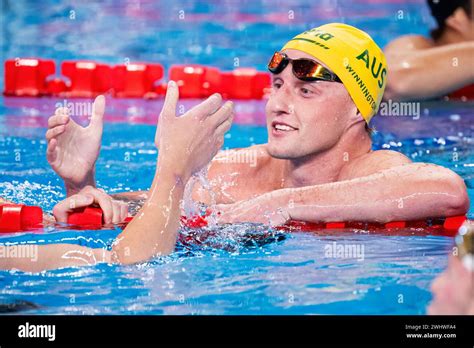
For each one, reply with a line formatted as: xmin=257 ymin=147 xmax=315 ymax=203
xmin=277 ymin=216 xmax=467 ymax=237
xmin=61 ymin=61 xmax=113 ymax=97
xmin=169 ymin=65 xmax=221 ymax=98
xmin=4 ymin=58 xmax=55 ymax=97
xmin=0 ymin=203 xmax=466 ymax=236
xmin=447 ymin=84 xmax=474 ymax=100
xmin=0 ymin=204 xmax=43 ymax=232
xmin=112 ymin=62 xmax=164 ymax=98
xmin=220 ymin=68 xmax=271 ymax=99
xmin=4 ymin=57 xmax=271 ymax=100
xmin=66 ymin=206 xmax=467 ymax=236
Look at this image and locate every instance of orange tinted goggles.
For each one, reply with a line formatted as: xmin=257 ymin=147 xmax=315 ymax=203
xmin=267 ymin=51 xmax=341 ymax=83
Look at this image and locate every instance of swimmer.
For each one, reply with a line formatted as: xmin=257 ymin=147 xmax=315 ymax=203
xmin=384 ymin=0 xmax=474 ymax=101
xmin=0 ymin=82 xmax=233 ymax=271
xmin=47 ymin=23 xmax=469 ymax=227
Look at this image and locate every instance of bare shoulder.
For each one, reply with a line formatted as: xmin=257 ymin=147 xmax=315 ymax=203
xmin=384 ymin=35 xmax=434 ymax=55
xmin=209 ymin=144 xmax=271 ymax=177
xmin=193 ymin=144 xmax=275 ymax=203
xmin=338 ymin=150 xmax=412 ymax=180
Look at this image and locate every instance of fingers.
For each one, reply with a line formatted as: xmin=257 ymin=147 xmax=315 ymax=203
xmin=48 ymin=114 xmax=70 ymax=129
xmin=206 ymin=101 xmax=233 ymax=128
xmin=119 ymin=202 xmax=129 ymax=222
xmin=111 ymin=201 xmax=121 ymax=224
xmin=53 ymin=194 xmax=94 ymax=223
xmin=53 ymin=187 xmax=128 ymax=225
xmin=54 ymin=107 xmax=69 ymax=116
xmin=46 ymin=138 xmax=58 ymax=163
xmin=189 ymin=93 xmax=222 ymax=119
xmin=89 ymin=189 xmax=114 ymax=224
xmin=87 ymin=190 xmax=127 ymax=224
xmin=45 ymin=125 xmax=66 ymax=141
xmin=89 ymin=95 xmax=105 ymax=131
xmin=160 ymin=81 xmax=179 ymax=122
xmin=111 ymin=200 xmax=128 ymax=224
xmin=215 ymin=106 xmax=234 ymax=136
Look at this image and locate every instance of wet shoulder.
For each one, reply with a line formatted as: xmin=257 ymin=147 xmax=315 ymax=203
xmin=210 ymin=144 xmax=272 ymax=176
xmin=338 ymin=150 xmax=412 ymax=180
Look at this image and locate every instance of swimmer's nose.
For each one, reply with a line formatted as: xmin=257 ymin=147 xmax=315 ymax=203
xmin=268 ymin=90 xmax=293 ymax=117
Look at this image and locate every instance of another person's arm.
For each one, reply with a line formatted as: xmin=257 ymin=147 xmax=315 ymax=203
xmin=1 ymin=82 xmax=233 ymax=272
xmin=384 ymin=37 xmax=474 ymax=101
xmin=428 ymin=221 xmax=474 ymax=315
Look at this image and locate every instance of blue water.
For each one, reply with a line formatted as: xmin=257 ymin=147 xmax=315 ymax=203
xmin=0 ymin=0 xmax=473 ymax=314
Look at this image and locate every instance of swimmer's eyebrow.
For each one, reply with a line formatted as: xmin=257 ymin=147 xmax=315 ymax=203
xmin=272 ymin=76 xmax=321 ymax=88
xmin=294 ymin=79 xmax=318 ymax=85
xmin=293 ymin=79 xmax=322 ymax=89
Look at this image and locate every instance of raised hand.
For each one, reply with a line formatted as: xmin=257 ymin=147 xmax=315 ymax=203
xmin=46 ymin=95 xmax=105 ymax=195
xmin=156 ymin=81 xmax=234 ymax=179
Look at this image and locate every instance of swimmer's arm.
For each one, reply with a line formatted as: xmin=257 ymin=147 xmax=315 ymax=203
xmin=282 ymin=163 xmax=469 ymax=223
xmin=0 ymin=166 xmax=187 ymax=272
xmin=0 ymin=244 xmax=111 ymax=273
xmin=109 ymin=164 xmax=188 ymax=264
xmin=384 ymin=39 xmax=474 ymax=101
xmin=217 ymin=154 xmax=469 ymax=224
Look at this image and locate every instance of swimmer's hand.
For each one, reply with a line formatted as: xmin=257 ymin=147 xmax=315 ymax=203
xmin=46 ymin=95 xmax=105 ymax=196
xmin=156 ymin=81 xmax=234 ymax=179
xmin=53 ymin=185 xmax=128 ymax=225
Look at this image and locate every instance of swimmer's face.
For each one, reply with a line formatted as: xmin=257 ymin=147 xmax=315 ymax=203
xmin=265 ymin=49 xmax=358 ymax=160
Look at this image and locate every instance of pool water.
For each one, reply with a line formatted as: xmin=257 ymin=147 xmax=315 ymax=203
xmin=0 ymin=0 xmax=473 ymax=315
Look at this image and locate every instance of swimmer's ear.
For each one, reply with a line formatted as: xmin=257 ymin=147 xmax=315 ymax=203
xmin=353 ymin=105 xmax=364 ymax=120
xmin=346 ymin=107 xmax=365 ymax=129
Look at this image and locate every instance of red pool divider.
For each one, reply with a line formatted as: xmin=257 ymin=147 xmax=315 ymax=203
xmin=61 ymin=61 xmax=113 ymax=97
xmin=66 ymin=206 xmax=467 ymax=236
xmin=169 ymin=65 xmax=221 ymax=98
xmin=112 ymin=62 xmax=164 ymax=98
xmin=448 ymin=84 xmax=474 ymax=100
xmin=4 ymin=58 xmax=55 ymax=97
xmin=220 ymin=68 xmax=271 ymax=99
xmin=0 ymin=203 xmax=467 ymax=235
xmin=0 ymin=204 xmax=43 ymax=232
xmin=4 ymin=57 xmax=271 ymax=100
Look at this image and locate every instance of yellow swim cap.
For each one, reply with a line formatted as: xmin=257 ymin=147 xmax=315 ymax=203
xmin=282 ymin=23 xmax=387 ymax=123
